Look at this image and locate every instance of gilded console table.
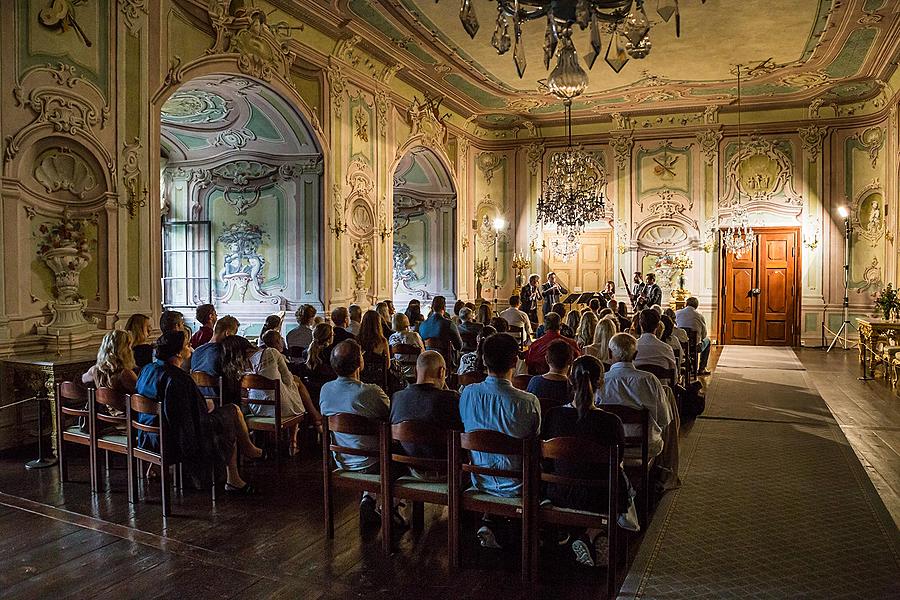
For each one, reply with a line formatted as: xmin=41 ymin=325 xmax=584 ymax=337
xmin=855 ymin=318 xmax=900 ymax=380
xmin=0 ymin=351 xmax=96 ymax=454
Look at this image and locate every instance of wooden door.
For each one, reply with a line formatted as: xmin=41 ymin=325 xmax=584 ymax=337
xmin=543 ymin=231 xmax=612 ymax=293
xmin=720 ymin=227 xmax=799 ymax=346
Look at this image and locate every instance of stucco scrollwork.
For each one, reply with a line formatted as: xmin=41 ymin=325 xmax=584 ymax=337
xmin=721 ymin=135 xmax=801 ymax=208
xmin=344 ymin=157 xmax=376 ymax=239
xmin=375 ymin=89 xmax=390 ymax=138
xmin=217 ymin=219 xmax=281 ymax=305
xmin=638 ymin=222 xmax=691 ymax=251
xmin=213 ymin=160 xmax=277 ymax=186
xmin=34 ymin=147 xmax=98 ymax=199
xmin=120 ymin=138 xmax=146 ymax=217
xmin=610 ymin=132 xmax=634 ymax=170
xmin=408 ymin=95 xmax=448 ymax=151
xmin=856 ymin=257 xmax=882 ymax=293
xmin=214 ymin=128 xmax=257 ymax=150
xmin=647 ymin=189 xmax=687 ymax=220
xmin=327 ymin=62 xmax=346 ymax=117
xmin=696 ymin=129 xmax=722 ymax=166
xmin=853 ymin=127 xmax=885 ymax=168
xmin=120 ymin=0 xmax=148 ymax=34
xmin=525 ymin=142 xmax=544 ymax=177
xmin=798 ymin=124 xmax=827 ymax=162
xmin=476 ymin=152 xmax=502 ymax=183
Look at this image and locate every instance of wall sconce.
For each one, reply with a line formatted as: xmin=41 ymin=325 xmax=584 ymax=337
xmin=119 ymin=184 xmax=148 ymax=219
xmin=803 ymin=217 xmax=820 ymax=250
xmin=329 ymin=216 xmax=347 ymax=237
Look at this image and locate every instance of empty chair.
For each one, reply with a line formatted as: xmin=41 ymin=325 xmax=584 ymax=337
xmin=55 ymin=381 xmax=94 ymax=488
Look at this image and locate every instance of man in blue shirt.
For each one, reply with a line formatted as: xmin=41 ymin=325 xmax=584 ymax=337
xmin=191 ymin=315 xmax=239 ymax=398
xmin=417 ymin=295 xmax=462 ymax=369
xmin=459 ymin=332 xmax=540 ymax=548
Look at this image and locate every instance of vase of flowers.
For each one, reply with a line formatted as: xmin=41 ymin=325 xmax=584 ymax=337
xmin=36 ymin=212 xmax=93 ymax=331
xmin=874 ymin=284 xmax=899 ymax=321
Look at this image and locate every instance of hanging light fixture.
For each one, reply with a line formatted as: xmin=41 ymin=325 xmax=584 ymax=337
xmin=721 ymin=64 xmax=755 ymax=259
xmin=446 ymin=0 xmax=700 ymax=83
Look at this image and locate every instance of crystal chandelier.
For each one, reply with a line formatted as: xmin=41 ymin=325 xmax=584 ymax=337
xmin=721 ymin=64 xmax=756 ymax=259
xmin=536 ymin=87 xmax=606 ymax=260
xmin=449 ymin=0 xmax=697 ymax=81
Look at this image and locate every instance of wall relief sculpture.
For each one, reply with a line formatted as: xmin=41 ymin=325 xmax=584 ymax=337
xmin=852 ymin=181 xmax=885 ymax=247
xmin=393 ymin=241 xmax=431 ymax=300
xmin=721 ymin=135 xmax=801 ymax=209
xmin=798 ymin=124 xmax=827 ymax=162
xmin=217 ymin=220 xmax=279 ymax=304
xmin=351 ymin=242 xmax=370 ymax=302
xmin=33 ymin=147 xmax=98 ymax=199
xmin=853 ymin=126 xmax=885 ymax=168
xmin=407 ymin=95 xmax=448 ymax=151
xmin=475 ymin=152 xmax=502 ymax=183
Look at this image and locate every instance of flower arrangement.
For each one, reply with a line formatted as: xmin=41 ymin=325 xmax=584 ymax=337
xmin=874 ymin=284 xmax=899 ymax=320
xmin=37 ymin=215 xmax=90 ymax=256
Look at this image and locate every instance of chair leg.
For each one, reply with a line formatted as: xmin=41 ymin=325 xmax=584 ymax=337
xmin=127 ymin=456 xmax=137 ymax=504
xmin=160 ymin=463 xmax=171 ymax=517
xmin=412 ymin=501 xmax=425 ymax=530
xmin=608 ymin=517 xmax=619 ymax=600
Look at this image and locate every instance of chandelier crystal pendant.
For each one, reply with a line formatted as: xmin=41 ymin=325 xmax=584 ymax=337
xmin=445 ymin=0 xmax=698 ymax=82
xmin=721 ymin=64 xmax=757 ymax=259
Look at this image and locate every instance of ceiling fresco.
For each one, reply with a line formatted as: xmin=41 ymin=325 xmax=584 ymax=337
xmin=328 ymin=0 xmax=900 ymax=123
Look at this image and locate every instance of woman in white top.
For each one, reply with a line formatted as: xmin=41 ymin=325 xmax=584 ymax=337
xmin=248 ymin=330 xmax=306 ymax=419
xmin=388 ymin=313 xmax=425 ymax=379
xmin=584 ymin=317 xmax=617 ymax=364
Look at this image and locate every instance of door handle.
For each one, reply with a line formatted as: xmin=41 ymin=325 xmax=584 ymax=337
xmin=748 ymin=288 xmax=761 ymax=297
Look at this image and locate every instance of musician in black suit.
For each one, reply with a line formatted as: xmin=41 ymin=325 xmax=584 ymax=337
xmin=644 ymin=273 xmax=663 ymax=308
xmin=631 ymin=271 xmax=645 ymax=306
xmin=541 ymin=272 xmax=569 ymax=316
xmin=519 ymin=274 xmax=542 ymax=326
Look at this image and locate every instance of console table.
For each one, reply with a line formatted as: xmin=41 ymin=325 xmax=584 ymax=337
xmin=0 ymin=351 xmax=96 ymax=453
xmin=855 ymin=318 xmax=900 ymax=380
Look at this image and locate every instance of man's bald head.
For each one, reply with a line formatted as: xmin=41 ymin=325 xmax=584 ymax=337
xmin=331 ymin=339 xmax=363 ymax=377
xmin=416 ymin=350 xmax=446 ymax=385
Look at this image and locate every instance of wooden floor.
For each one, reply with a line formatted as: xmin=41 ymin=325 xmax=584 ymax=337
xmin=0 ymin=346 xmax=897 ymax=599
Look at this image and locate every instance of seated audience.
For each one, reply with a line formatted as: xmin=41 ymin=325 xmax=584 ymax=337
xmin=375 ymin=301 xmax=393 ymax=338
xmin=135 ymin=331 xmax=262 ymax=492
xmin=588 ymin=297 xmax=602 ymax=314
xmin=663 ymin=308 xmax=689 ymax=344
xmin=286 ymin=304 xmax=317 ymax=351
xmin=575 ymin=311 xmax=598 ymax=350
xmin=457 ymin=306 xmax=483 ymax=352
xmin=616 ymin=302 xmax=632 ymax=332
xmin=661 ymin=315 xmax=683 ymax=371
xmin=388 ymin=313 xmax=426 ymax=380
xmin=525 ymin=313 xmax=581 ymax=375
xmin=526 ymin=339 xmax=574 ymax=411
xmin=390 ymin=351 xmax=462 ymax=480
xmin=634 ymin=309 xmax=676 ymax=371
xmin=596 ymin=333 xmax=672 ymax=458
xmin=476 ymin=302 xmax=492 ymax=325
xmin=319 ymin=340 xmax=391 ymax=523
xmin=258 ymin=314 xmax=283 ymax=346
xmin=160 ymin=310 xmax=191 ymax=370
xmin=565 ymin=310 xmax=582 ymax=337
xmin=535 ymin=302 xmax=575 ymax=338
xmin=347 ymin=304 xmax=362 ymax=336
xmin=451 ymin=299 xmax=466 ymax=325
xmin=458 ymin=325 xmax=496 ymax=376
xmin=125 ymin=313 xmax=154 ymax=371
xmin=541 ymin=354 xmax=633 ymax=565
xmin=459 ymin=333 xmax=541 ymax=548
xmin=675 ymin=297 xmax=711 ymax=375
xmin=404 ymin=299 xmax=425 ymax=331
xmin=300 ymin=322 xmax=337 ymax=396
xmin=191 ymin=315 xmax=240 ymax=397
xmin=248 ymin=330 xmax=307 ymax=417
xmin=418 ymin=296 xmax=462 ymax=369
xmin=218 ymin=334 xmax=255 ymax=406
xmin=584 ymin=317 xmax=617 ymax=365
xmin=190 ymin=304 xmax=217 ymax=349
xmin=499 ymin=295 xmax=533 ymax=343
xmin=83 ymin=330 xmax=138 ymax=399
xmin=490 ymin=315 xmax=510 ymax=333
xmin=330 ymin=306 xmax=356 ymax=347
xmin=358 ymin=310 xmax=391 ymax=389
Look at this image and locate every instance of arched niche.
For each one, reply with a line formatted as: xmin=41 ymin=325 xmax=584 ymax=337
xmin=391 ymin=145 xmax=458 ymax=305
xmin=157 ymin=72 xmax=324 ymax=331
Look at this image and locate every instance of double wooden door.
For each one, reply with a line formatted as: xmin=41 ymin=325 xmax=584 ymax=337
xmin=720 ymin=227 xmax=800 ymax=346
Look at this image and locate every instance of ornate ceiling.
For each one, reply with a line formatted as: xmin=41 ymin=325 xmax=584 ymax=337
xmin=309 ymin=0 xmax=900 ymax=124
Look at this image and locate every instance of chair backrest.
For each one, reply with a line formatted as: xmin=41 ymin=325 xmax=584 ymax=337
xmin=58 ymin=381 xmax=89 ymax=402
xmin=126 ymin=393 xmax=164 ymax=461
xmin=390 ymin=343 xmax=421 ymax=358
xmin=457 ymin=429 xmax=531 ymax=481
xmin=287 ymin=346 xmax=306 ymax=359
xmin=323 ymin=412 xmax=386 ymax=461
xmin=94 ymin=387 xmax=127 ymax=425
xmin=537 ymin=396 xmax=567 ymax=415
xmin=424 ymin=337 xmax=448 ymax=352
xmin=512 ymin=374 xmax=532 ymax=391
xmin=682 ymin=327 xmax=698 ymax=349
xmin=460 ymin=331 xmax=478 ymax=351
xmin=459 ymin=371 xmax=487 ymax=387
xmin=636 ymin=364 xmax=676 ymax=387
xmin=540 ymin=436 xmax=619 ymax=494
xmin=191 ymin=371 xmax=222 ymax=402
xmin=390 ymin=420 xmax=451 ymax=474
xmin=596 ymin=404 xmax=649 ymax=459
xmin=57 ymin=381 xmax=90 ymax=418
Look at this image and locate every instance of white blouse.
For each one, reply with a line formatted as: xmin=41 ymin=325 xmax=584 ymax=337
xmin=248 ymin=347 xmax=305 ymax=417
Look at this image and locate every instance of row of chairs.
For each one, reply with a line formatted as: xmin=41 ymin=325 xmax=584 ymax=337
xmin=322 ymin=413 xmax=636 ymax=597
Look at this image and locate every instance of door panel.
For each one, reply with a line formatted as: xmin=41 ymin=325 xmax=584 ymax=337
xmin=721 ymin=228 xmax=799 ymax=346
xmin=543 ymin=231 xmax=612 ymax=294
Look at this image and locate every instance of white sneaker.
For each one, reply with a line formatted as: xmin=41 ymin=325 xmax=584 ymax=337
xmin=477 ymin=525 xmax=502 ymax=549
xmin=571 ymin=538 xmax=595 ymax=567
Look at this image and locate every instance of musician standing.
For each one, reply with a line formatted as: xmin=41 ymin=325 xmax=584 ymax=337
xmin=541 ymin=272 xmax=569 ymax=316
xmin=644 ymin=273 xmax=663 ymax=307
xmin=600 ymin=280 xmax=616 ymax=302
xmin=631 ymin=272 xmax=645 ymax=306
xmin=519 ymin=273 xmax=542 ymax=326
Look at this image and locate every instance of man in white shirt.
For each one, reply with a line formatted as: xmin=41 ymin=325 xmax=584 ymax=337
xmin=346 ymin=304 xmax=362 ymax=336
xmin=596 ymin=333 xmax=671 ymax=458
xmin=499 ymin=295 xmax=533 ymax=343
xmin=634 ymin=309 xmax=676 ymax=371
xmin=675 ymin=297 xmax=711 ymax=375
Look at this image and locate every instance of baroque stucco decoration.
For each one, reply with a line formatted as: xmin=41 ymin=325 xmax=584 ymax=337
xmin=33 ymin=147 xmax=98 ymax=199
xmin=696 ymin=129 xmax=723 ymax=166
xmin=851 ymin=180 xmax=885 ymax=247
xmin=721 ymin=135 xmax=801 ymax=210
xmin=610 ymin=132 xmax=634 ymax=170
xmin=525 ymin=142 xmax=544 ymax=177
xmin=798 ymin=124 xmax=828 ymax=162
xmin=344 ymin=157 xmax=376 ymax=239
xmin=407 ymin=96 xmax=448 ymax=152
xmin=217 ymin=220 xmax=281 ymax=305
xmin=207 ymin=2 xmax=300 ymax=83
xmin=475 ymin=152 xmax=502 ymax=184
xmin=853 ymin=126 xmax=885 ymax=168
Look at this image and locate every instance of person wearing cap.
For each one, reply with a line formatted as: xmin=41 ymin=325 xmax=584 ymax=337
xmin=135 ymin=331 xmax=263 ymax=493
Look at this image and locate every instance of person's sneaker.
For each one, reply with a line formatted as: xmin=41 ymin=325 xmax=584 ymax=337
xmin=477 ymin=525 xmax=502 ymax=549
xmin=359 ymin=496 xmax=379 ymax=526
xmin=571 ymin=536 xmax=595 ymax=567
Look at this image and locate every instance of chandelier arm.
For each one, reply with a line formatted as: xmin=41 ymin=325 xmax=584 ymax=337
xmin=495 ymin=0 xmax=550 ymax=20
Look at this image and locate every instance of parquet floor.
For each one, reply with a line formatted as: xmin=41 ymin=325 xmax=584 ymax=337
xmin=0 ymin=346 xmax=897 ymax=599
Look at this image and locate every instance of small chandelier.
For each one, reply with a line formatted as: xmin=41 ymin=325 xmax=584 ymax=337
xmin=448 ymin=0 xmax=696 ymax=83
xmin=721 ymin=63 xmax=756 ymax=258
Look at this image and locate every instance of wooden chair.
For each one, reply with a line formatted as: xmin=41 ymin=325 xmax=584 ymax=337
xmin=680 ymin=341 xmax=692 ymax=384
xmin=597 ymin=405 xmax=652 ymax=527
xmin=321 ymin=413 xmax=390 ymax=542
xmin=683 ymin=328 xmax=698 ymax=376
xmin=536 ymin=396 xmax=567 ymax=415
xmin=390 ymin=343 xmax=421 ymax=382
xmin=383 ymin=421 xmax=452 ymax=552
xmin=636 ymin=364 xmax=676 ymax=388
xmin=449 ymin=430 xmax=534 ymax=580
xmin=531 ymin=436 xmax=620 ymax=598
xmin=55 ymin=381 xmax=94 ymax=488
xmin=125 ymin=393 xmax=172 ymax=516
xmin=89 ymin=387 xmax=128 ymax=493
xmin=509 ymin=325 xmax=526 ymax=348
xmin=191 ymin=371 xmax=223 ymax=406
xmin=458 ymin=371 xmax=487 ymax=387
xmin=240 ymin=374 xmax=304 ymax=459
xmin=512 ymin=374 xmax=532 ymax=391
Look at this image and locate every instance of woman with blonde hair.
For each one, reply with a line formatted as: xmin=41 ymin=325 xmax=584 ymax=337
xmin=82 ymin=330 xmax=138 ymax=395
xmin=575 ymin=311 xmax=598 ymax=350
xmin=584 ymin=317 xmax=618 ymax=364
xmin=389 ymin=312 xmax=425 ymax=379
xmin=565 ymin=310 xmax=581 ymax=337
xmin=124 ymin=313 xmax=153 ymax=370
